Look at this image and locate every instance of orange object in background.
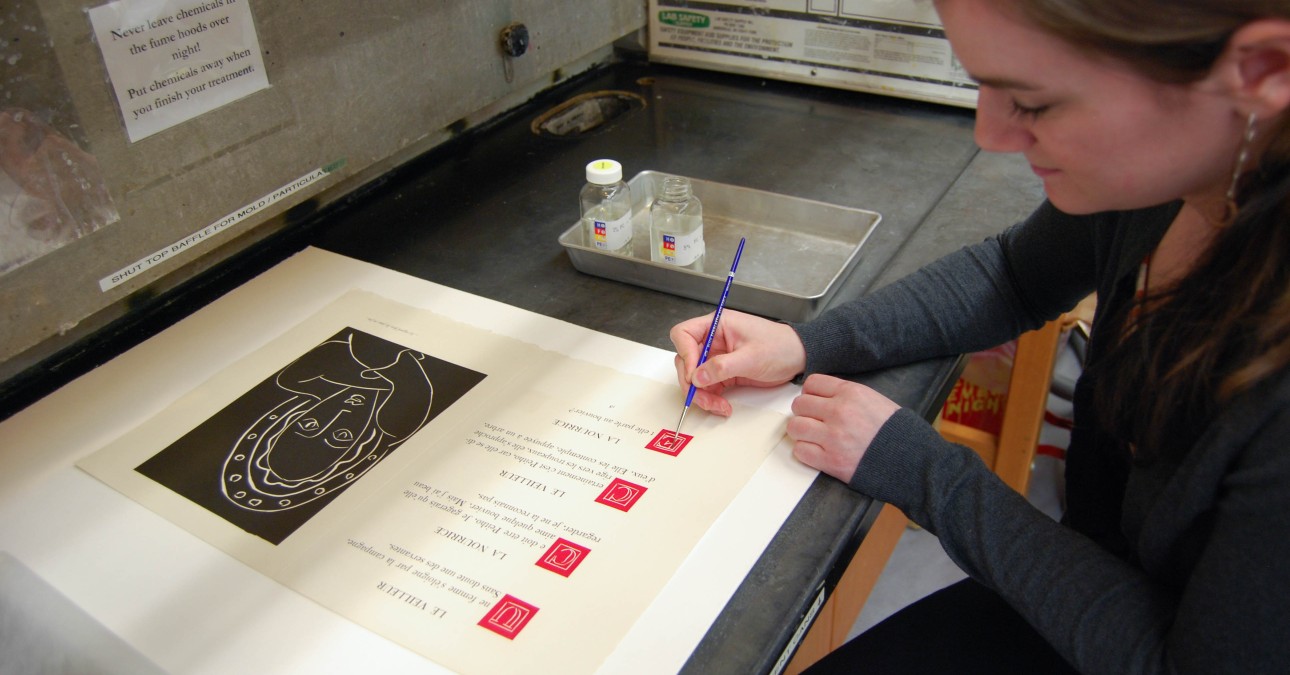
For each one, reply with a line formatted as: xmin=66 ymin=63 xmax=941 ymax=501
xmin=940 ymin=341 xmax=1016 ymax=437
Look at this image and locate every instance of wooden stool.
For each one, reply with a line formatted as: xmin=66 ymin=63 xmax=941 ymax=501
xmin=938 ymin=293 xmax=1093 ymax=494
xmin=936 ymin=319 xmax=1066 ymax=495
xmin=784 ymin=503 xmax=907 ymax=674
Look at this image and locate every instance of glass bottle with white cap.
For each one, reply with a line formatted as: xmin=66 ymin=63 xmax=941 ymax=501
xmin=579 ymin=159 xmax=634 ymax=256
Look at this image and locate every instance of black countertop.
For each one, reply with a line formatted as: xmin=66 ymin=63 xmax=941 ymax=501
xmin=310 ymin=61 xmax=982 ymax=353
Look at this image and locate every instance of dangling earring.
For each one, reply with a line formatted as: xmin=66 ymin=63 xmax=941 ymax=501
xmin=1221 ymin=111 xmax=1258 ymax=226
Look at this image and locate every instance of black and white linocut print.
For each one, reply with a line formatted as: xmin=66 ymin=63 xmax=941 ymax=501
xmin=136 ymin=328 xmax=486 ymax=544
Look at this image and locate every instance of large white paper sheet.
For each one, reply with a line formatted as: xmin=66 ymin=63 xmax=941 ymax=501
xmin=0 ymin=248 xmax=816 ymax=673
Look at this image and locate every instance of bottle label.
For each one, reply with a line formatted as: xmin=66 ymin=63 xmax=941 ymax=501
xmin=592 ymin=213 xmax=632 ymax=251
xmin=660 ymin=228 xmax=704 ymax=266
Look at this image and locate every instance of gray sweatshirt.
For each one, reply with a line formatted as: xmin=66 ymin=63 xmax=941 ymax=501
xmin=791 ymin=200 xmax=1290 ymax=674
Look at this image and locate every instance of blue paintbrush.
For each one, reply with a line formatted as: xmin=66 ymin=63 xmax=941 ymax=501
xmin=675 ymin=237 xmax=746 ymax=439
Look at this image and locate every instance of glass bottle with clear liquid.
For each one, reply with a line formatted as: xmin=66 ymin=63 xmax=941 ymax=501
xmin=649 ymin=175 xmax=705 ymax=272
xmin=580 ymin=159 xmax=634 ymax=256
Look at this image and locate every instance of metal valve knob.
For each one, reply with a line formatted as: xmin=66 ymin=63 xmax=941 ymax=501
xmin=500 ymin=23 xmax=529 ymax=58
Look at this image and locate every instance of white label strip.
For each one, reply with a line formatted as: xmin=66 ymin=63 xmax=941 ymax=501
xmin=100 ymin=164 xmax=337 ymax=292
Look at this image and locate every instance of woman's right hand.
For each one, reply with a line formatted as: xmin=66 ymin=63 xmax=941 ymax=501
xmin=668 ymin=309 xmax=807 ymax=416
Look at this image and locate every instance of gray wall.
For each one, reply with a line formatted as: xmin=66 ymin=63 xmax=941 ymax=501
xmin=1 ymin=1 xmax=645 ymax=380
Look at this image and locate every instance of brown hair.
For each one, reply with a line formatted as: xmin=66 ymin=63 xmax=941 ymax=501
xmin=1012 ymin=0 xmax=1290 ymax=458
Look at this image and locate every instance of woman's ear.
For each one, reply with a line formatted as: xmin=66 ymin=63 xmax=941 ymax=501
xmin=1223 ymin=19 xmax=1290 ymax=118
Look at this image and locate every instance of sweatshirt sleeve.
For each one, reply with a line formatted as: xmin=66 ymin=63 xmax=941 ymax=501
xmin=852 ymin=387 xmax=1290 ymax=674
xmin=852 ymin=411 xmax=1171 ymax=672
xmin=791 ymin=200 xmax=1097 ymax=376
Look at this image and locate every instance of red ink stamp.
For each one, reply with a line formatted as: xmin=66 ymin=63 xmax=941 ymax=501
xmin=478 ymin=594 xmax=539 ymax=639
xmin=536 ymin=538 xmax=591 ymax=577
xmin=595 ymin=478 xmax=647 ymax=512
xmin=646 ymin=429 xmax=692 ymax=456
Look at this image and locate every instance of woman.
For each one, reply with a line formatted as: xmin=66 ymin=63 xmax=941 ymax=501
xmin=670 ymin=1 xmax=1290 ymax=672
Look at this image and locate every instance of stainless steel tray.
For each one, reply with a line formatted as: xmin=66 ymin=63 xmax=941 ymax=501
xmin=558 ymin=171 xmax=881 ymax=322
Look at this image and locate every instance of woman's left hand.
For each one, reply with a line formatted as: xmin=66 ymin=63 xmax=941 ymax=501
xmin=788 ymin=374 xmax=901 ymax=483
